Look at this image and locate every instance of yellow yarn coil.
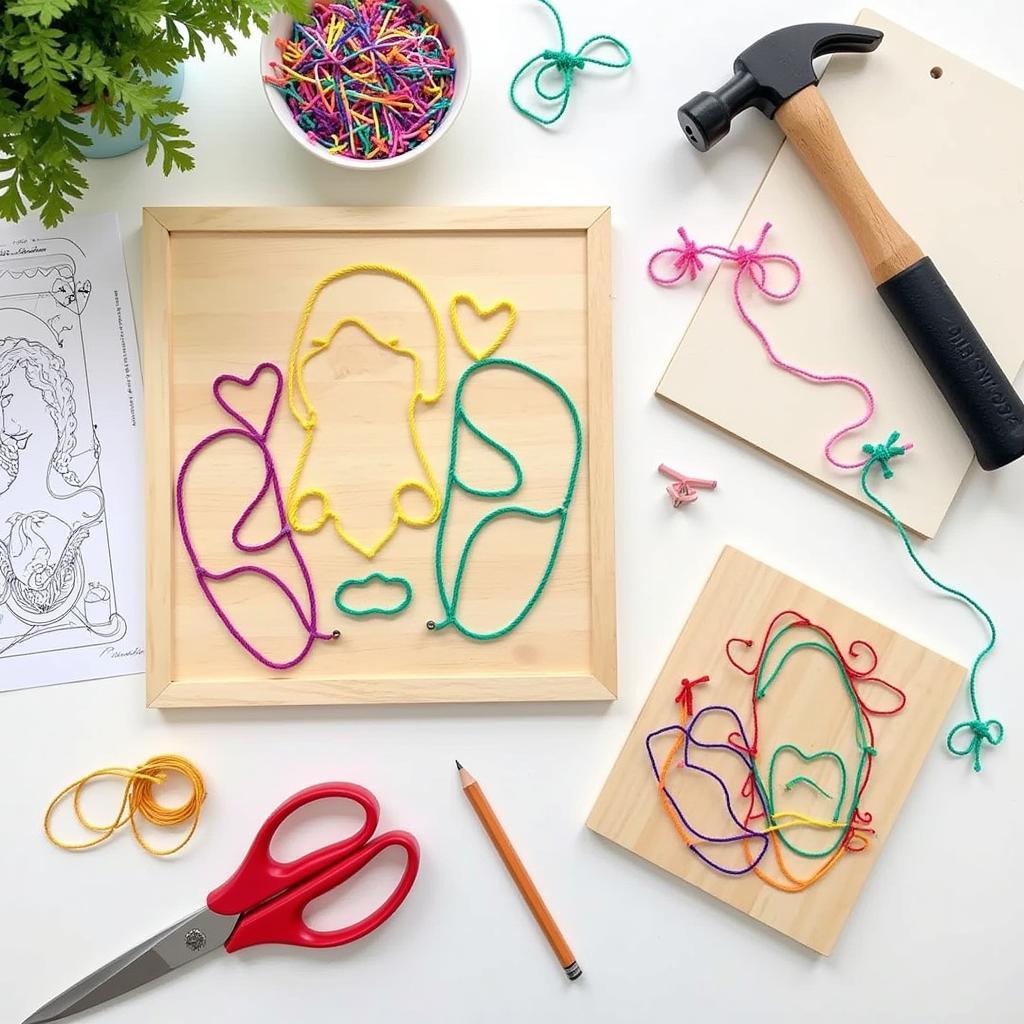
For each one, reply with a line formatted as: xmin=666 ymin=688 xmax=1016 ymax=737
xmin=285 ymin=264 xmax=516 ymax=560
xmin=44 ymin=754 xmax=206 ymax=857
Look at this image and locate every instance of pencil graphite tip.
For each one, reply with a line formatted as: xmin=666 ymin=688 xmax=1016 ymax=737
xmin=455 ymin=759 xmax=463 ymax=770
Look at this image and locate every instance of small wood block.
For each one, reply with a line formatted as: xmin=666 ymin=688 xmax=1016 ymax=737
xmin=587 ymin=546 xmax=964 ymax=955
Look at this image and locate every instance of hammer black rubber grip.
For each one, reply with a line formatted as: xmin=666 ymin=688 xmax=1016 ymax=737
xmin=877 ymin=257 xmax=1024 ymax=470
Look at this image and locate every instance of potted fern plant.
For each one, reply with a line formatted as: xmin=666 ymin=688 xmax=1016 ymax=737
xmin=0 ymin=0 xmax=303 ymax=227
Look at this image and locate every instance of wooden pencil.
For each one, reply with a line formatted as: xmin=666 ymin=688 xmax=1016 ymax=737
xmin=456 ymin=761 xmax=582 ymax=980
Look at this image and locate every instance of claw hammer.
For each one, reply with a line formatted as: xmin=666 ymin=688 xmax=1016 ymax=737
xmin=678 ymin=23 xmax=1024 ymax=470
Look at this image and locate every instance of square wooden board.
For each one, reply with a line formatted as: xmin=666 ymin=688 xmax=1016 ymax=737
xmin=657 ymin=11 xmax=1024 ymax=537
xmin=587 ymin=546 xmax=964 ymax=954
xmin=144 ymin=207 xmax=615 ymax=706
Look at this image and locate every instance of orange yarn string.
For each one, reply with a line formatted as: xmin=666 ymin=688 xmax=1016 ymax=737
xmin=44 ymin=754 xmax=206 ymax=857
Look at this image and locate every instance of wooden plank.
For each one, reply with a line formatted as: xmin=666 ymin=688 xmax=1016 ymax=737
xmin=587 ymin=545 xmax=964 ymax=955
xmin=146 ymin=206 xmax=615 ymax=706
xmin=585 ymin=210 xmax=617 ymax=696
xmin=142 ymin=210 xmax=173 ymax=705
xmin=151 ymin=673 xmax=612 ymax=708
xmin=146 ymin=206 xmax=608 ymax=234
xmin=656 ymin=12 xmax=1024 ymax=537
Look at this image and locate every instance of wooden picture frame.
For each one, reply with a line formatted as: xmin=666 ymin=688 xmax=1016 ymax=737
xmin=144 ymin=207 xmax=615 ymax=707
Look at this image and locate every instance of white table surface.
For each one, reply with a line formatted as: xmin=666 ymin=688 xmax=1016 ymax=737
xmin=3 ymin=2 xmax=1023 ymax=1022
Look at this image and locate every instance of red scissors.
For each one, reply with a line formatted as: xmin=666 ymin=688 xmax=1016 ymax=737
xmin=24 ymin=783 xmax=420 ymax=1024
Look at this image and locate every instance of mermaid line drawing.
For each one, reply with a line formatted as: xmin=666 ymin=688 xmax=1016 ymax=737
xmin=0 ymin=250 xmax=126 ymax=659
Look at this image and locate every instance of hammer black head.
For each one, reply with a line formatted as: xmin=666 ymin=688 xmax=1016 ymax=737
xmin=678 ymin=23 xmax=883 ymax=151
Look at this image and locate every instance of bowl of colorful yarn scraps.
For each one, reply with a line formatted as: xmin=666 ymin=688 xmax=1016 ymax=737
xmin=261 ymin=0 xmax=466 ymax=168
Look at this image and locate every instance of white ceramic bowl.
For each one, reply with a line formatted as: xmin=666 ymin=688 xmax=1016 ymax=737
xmin=260 ymin=0 xmax=470 ymax=170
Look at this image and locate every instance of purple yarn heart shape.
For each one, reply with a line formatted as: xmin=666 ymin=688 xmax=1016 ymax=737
xmin=212 ymin=363 xmax=282 ymax=441
xmin=176 ymin=361 xmax=337 ymax=670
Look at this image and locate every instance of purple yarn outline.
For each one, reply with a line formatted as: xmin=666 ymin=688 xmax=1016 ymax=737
xmin=645 ymin=704 xmax=770 ymax=876
xmin=175 ymin=361 xmax=338 ymax=670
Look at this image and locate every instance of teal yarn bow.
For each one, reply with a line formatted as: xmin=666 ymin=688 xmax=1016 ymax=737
xmin=510 ymin=0 xmax=631 ymax=126
xmin=860 ymin=432 xmax=1004 ymax=771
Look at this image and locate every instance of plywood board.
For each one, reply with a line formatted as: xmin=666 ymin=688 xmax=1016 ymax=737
xmin=657 ymin=11 xmax=1024 ymax=537
xmin=144 ymin=207 xmax=615 ymax=706
xmin=587 ymin=546 xmax=963 ymax=955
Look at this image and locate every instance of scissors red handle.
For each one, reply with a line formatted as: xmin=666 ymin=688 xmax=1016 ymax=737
xmin=206 ymin=782 xmax=420 ymax=952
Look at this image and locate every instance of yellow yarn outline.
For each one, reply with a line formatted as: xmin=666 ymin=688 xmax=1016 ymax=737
xmin=449 ymin=292 xmax=518 ymax=361
xmin=286 ymin=265 xmax=516 ymax=559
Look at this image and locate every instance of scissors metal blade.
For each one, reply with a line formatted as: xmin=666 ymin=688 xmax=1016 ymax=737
xmin=22 ymin=907 xmax=238 ymax=1024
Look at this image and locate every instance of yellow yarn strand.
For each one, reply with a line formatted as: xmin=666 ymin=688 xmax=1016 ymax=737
xmin=286 ymin=265 xmax=516 ymax=559
xmin=765 ymin=811 xmax=853 ymax=833
xmin=44 ymin=755 xmax=206 ymax=857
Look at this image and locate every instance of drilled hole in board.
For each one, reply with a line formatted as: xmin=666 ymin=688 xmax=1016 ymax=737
xmin=930 ymin=66 xmax=943 ymax=79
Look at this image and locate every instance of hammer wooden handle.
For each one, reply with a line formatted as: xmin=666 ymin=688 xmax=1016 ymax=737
xmin=775 ymin=86 xmax=922 ymax=284
xmin=774 ymin=85 xmax=1024 ymax=470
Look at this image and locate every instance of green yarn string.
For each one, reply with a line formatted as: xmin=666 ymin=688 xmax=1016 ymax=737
xmin=860 ymin=432 xmax=1004 ymax=771
xmin=509 ymin=0 xmax=631 ymax=126
xmin=785 ymin=776 xmax=834 ymax=800
xmin=428 ymin=357 xmax=583 ymax=642
xmin=334 ymin=572 xmax=413 ymax=617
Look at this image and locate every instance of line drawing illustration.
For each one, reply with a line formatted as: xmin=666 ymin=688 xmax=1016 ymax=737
xmin=0 ymin=238 xmax=127 ymax=664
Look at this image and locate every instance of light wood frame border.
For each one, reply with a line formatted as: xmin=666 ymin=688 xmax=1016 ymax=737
xmin=143 ymin=207 xmax=616 ymax=707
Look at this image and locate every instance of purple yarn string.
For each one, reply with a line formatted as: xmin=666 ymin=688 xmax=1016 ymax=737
xmin=176 ymin=362 xmax=338 ymax=670
xmin=645 ymin=704 xmax=771 ymax=876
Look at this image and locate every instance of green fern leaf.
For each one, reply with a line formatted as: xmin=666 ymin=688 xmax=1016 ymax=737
xmin=8 ymin=0 xmax=81 ymax=28
xmin=0 ymin=157 xmax=29 ymax=223
xmin=140 ymin=115 xmax=195 ymax=175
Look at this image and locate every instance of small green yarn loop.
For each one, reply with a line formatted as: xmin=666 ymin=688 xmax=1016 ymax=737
xmin=428 ymin=357 xmax=582 ymax=642
xmin=784 ymin=776 xmax=834 ymax=800
xmin=860 ymin=431 xmax=1004 ymax=772
xmin=509 ymin=0 xmax=631 ymax=126
xmin=334 ymin=572 xmax=413 ymax=618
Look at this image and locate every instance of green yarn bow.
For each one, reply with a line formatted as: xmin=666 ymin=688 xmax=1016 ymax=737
xmin=860 ymin=431 xmax=1004 ymax=771
xmin=510 ymin=0 xmax=631 ymax=126
xmin=861 ymin=430 xmax=906 ymax=479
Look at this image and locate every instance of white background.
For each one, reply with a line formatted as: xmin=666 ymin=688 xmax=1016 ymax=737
xmin=3 ymin=2 xmax=1023 ymax=1022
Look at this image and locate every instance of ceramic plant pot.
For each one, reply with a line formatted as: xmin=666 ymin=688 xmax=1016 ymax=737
xmin=76 ymin=65 xmax=185 ymax=159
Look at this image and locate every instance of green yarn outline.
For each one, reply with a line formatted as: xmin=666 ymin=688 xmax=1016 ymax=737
xmin=428 ymin=357 xmax=583 ymax=642
xmin=752 ymin=624 xmax=872 ymax=859
xmin=860 ymin=432 xmax=1004 ymax=771
xmin=334 ymin=572 xmax=413 ymax=618
xmin=509 ymin=0 xmax=631 ymax=127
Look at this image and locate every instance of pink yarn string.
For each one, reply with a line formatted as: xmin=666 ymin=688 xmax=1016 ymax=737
xmin=176 ymin=362 xmax=338 ymax=671
xmin=648 ymin=223 xmax=906 ymax=469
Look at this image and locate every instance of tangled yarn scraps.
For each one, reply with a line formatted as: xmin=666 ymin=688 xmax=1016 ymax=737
xmin=509 ymin=0 xmax=631 ymax=127
xmin=264 ymin=0 xmax=457 ymax=161
xmin=45 ymin=755 xmax=206 ymax=857
xmin=177 ymin=362 xmax=339 ymax=671
xmin=427 ymin=357 xmax=582 ymax=641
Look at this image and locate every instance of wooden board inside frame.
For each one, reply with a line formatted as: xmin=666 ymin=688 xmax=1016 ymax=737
xmin=144 ymin=207 xmax=615 ymax=707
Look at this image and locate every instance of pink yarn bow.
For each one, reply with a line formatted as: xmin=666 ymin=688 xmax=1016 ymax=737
xmin=647 ymin=222 xmax=907 ymax=470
